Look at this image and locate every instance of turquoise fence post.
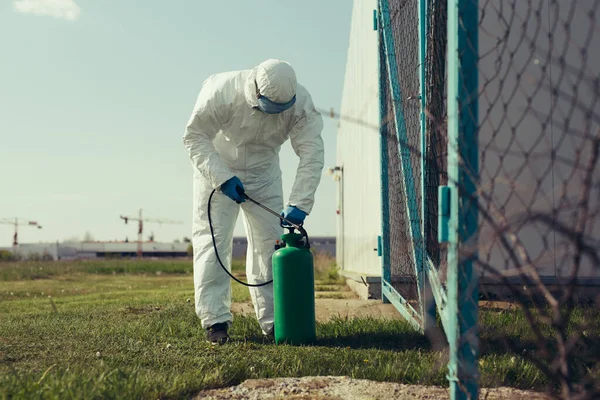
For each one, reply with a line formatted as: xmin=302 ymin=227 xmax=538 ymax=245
xmin=419 ymin=0 xmax=436 ymax=333
xmin=447 ymin=0 xmax=480 ymax=398
xmin=378 ymin=6 xmax=391 ymax=304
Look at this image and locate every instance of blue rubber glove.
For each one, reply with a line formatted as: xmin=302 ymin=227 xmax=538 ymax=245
xmin=220 ymin=176 xmax=246 ymax=203
xmin=281 ymin=206 xmax=306 ymax=227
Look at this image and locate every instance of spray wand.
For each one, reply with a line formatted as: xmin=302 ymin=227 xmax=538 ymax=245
xmin=207 ymin=188 xmax=310 ymax=287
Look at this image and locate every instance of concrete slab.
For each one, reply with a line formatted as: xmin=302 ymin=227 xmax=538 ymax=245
xmin=196 ymin=376 xmax=551 ymax=400
xmin=232 ymin=298 xmax=403 ymax=323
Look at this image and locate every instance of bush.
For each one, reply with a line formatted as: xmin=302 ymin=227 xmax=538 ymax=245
xmin=0 ymin=250 xmax=15 ymax=262
xmin=26 ymin=252 xmax=42 ymax=261
xmin=23 ymin=252 xmax=54 ymax=262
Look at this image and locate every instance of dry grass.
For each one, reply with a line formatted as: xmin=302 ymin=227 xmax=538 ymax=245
xmin=313 ymin=252 xmax=343 ymax=284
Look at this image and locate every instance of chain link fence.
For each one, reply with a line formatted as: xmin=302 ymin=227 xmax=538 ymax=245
xmin=473 ymin=1 xmax=599 ymax=398
xmin=453 ymin=0 xmax=599 ymax=398
xmin=473 ymin=0 xmax=600 ymax=283
xmin=380 ymin=0 xmax=422 ymax=303
xmin=380 ymin=0 xmax=600 ymax=398
xmin=425 ymin=0 xmax=448 ymax=281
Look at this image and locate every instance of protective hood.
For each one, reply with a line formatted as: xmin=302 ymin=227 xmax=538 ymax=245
xmin=244 ymin=59 xmax=297 ymax=111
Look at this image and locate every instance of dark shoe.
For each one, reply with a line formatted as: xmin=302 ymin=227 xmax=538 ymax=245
xmin=264 ymin=326 xmax=275 ymax=342
xmin=206 ymin=323 xmax=229 ymax=345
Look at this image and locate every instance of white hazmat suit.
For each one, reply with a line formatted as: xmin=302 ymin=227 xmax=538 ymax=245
xmin=183 ymin=59 xmax=324 ymax=334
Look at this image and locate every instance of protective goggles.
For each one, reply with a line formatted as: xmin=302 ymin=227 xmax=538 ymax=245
xmin=254 ymin=80 xmax=296 ymax=114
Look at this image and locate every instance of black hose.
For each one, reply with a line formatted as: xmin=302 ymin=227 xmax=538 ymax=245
xmin=208 ymin=189 xmax=273 ymax=287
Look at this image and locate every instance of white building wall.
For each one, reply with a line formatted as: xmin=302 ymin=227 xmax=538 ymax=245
xmin=336 ymin=0 xmax=381 ymax=276
xmin=335 ymin=1 xmax=599 ymax=283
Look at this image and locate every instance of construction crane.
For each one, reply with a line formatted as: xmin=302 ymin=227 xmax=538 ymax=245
xmin=0 ymin=218 xmax=42 ymax=253
xmin=119 ymin=209 xmax=182 ymax=258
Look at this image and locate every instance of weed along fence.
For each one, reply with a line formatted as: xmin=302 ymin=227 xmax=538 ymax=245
xmin=375 ymin=0 xmax=600 ymax=399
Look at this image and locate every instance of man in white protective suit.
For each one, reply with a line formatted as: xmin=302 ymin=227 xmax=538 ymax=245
xmin=183 ymin=59 xmax=324 ymax=345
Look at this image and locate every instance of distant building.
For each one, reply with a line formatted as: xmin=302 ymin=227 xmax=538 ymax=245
xmin=232 ymin=237 xmax=336 ymax=259
xmin=1 ymin=242 xmax=189 ymax=260
xmin=1 ymin=237 xmax=336 ymax=261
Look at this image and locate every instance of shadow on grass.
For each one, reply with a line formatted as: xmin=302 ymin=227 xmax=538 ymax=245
xmin=480 ymin=328 xmax=600 ymax=361
xmin=239 ymin=327 xmax=600 ymax=361
xmin=232 ymin=315 xmax=434 ymax=350
xmin=315 ymin=331 xmax=431 ymax=351
xmin=236 ymin=330 xmax=432 ymax=351
xmin=233 ymin=308 xmax=600 ymax=362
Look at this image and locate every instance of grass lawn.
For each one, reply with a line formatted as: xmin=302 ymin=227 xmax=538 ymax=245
xmin=0 ymin=259 xmax=598 ymax=399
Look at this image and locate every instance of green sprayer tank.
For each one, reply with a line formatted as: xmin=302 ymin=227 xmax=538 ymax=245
xmin=272 ymin=232 xmax=316 ymax=345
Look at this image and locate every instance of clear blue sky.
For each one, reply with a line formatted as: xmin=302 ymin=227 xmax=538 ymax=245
xmin=0 ymin=0 xmax=353 ymax=246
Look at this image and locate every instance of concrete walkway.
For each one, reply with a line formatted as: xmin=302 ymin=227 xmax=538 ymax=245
xmin=197 ymin=376 xmax=551 ymax=400
xmin=232 ymin=298 xmax=404 ymax=322
xmin=232 ymin=279 xmax=404 ymax=322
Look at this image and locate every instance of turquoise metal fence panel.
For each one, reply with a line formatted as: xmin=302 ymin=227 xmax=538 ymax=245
xmin=377 ymin=0 xmax=600 ymax=397
xmin=378 ymin=0 xmax=479 ymax=397
xmin=379 ymin=0 xmax=425 ymax=330
xmin=446 ymin=0 xmax=480 ymax=398
xmin=418 ymin=0 xmax=437 ymax=332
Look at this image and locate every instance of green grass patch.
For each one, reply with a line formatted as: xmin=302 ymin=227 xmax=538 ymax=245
xmin=0 ymin=274 xmax=250 ymax=311
xmin=1 ymin=260 xmax=598 ymax=398
xmin=0 ymin=259 xmax=245 ymax=281
xmin=0 ymin=277 xmax=452 ymax=399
